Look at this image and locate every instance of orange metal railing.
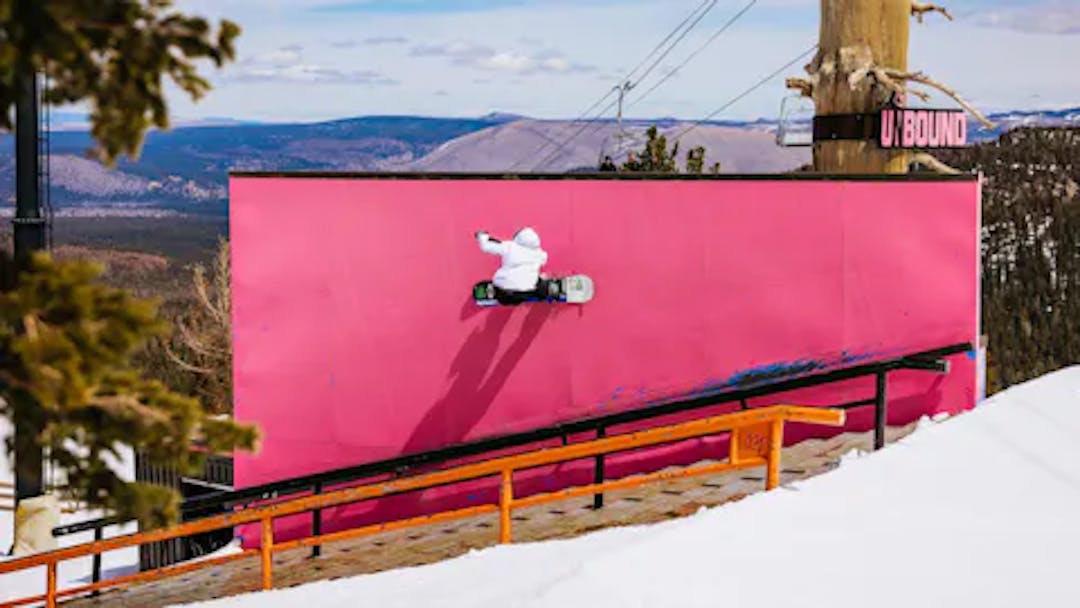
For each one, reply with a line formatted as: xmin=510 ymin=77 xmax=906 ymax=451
xmin=0 ymin=405 xmax=844 ymax=607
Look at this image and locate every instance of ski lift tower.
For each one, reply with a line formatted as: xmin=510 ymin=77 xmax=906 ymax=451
xmin=612 ymin=80 xmax=635 ymax=154
xmin=12 ymin=66 xmax=50 ymax=503
xmin=599 ymin=81 xmax=646 ymax=166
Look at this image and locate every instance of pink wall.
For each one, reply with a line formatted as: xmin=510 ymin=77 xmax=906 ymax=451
xmin=230 ymin=175 xmax=980 ymax=544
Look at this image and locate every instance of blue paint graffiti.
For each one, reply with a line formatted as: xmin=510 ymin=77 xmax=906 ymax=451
xmin=591 ymin=349 xmax=891 ymax=415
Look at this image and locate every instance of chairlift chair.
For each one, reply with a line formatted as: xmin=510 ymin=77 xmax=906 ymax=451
xmin=776 ymin=94 xmax=814 ymax=148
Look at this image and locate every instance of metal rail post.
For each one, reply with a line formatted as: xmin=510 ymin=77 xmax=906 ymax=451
xmin=874 ymin=371 xmax=888 ymax=450
xmin=499 ymin=470 xmax=514 ymax=544
xmin=91 ymin=525 xmax=103 ymax=595
xmin=766 ymin=419 xmax=784 ymax=490
xmin=311 ymin=482 xmax=322 ymax=558
xmin=260 ymin=518 xmax=274 ymax=590
xmin=593 ymin=426 xmax=606 ymax=509
xmin=46 ymin=561 xmax=57 ymax=607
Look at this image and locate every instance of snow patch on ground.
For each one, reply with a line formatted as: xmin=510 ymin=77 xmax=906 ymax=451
xmin=172 ymin=366 xmax=1080 ymax=608
xmin=1 ymin=416 xmax=140 ymax=603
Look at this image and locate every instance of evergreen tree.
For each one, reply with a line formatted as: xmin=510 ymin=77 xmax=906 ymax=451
xmin=1 ymin=0 xmax=249 ymax=527
xmin=685 ymin=146 xmax=706 ymax=174
xmin=938 ymin=127 xmax=1080 ymax=393
xmin=0 ymin=252 xmax=257 ymax=528
xmin=621 ymin=126 xmax=679 ymax=173
xmin=615 ymin=126 xmax=715 ymax=175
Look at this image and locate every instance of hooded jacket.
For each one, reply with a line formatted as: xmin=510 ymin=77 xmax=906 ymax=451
xmin=478 ymin=228 xmax=548 ymax=291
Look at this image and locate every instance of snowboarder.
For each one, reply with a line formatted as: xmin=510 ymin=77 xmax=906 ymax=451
xmin=476 ymin=227 xmax=549 ymax=305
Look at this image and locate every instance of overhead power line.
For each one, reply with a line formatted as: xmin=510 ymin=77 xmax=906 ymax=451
xmin=515 ymin=0 xmax=721 ymax=172
xmin=529 ymin=0 xmax=722 ymax=172
xmin=506 ymin=0 xmax=716 ymax=172
xmin=626 ymin=0 xmax=759 ymax=112
xmin=603 ymin=43 xmax=818 ymax=167
xmin=671 ymin=44 xmax=819 ymax=145
xmin=623 ymin=0 xmax=718 ymax=86
xmin=618 ymin=0 xmax=720 ymax=103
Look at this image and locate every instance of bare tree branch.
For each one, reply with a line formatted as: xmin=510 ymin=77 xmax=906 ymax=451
xmin=911 ymin=1 xmax=953 ymax=23
xmin=867 ymin=67 xmax=933 ymax=105
xmin=785 ymin=76 xmax=814 ymax=98
xmin=163 ymin=347 xmax=216 ymax=375
xmin=911 ymin=152 xmax=961 ymax=175
xmin=879 ymin=68 xmax=996 ymax=129
xmin=162 ymin=238 xmax=233 ymax=414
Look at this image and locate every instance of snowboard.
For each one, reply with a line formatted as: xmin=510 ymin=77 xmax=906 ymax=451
xmin=472 ymin=275 xmax=594 ymax=307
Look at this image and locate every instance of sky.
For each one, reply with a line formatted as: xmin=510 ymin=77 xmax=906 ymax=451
xmin=159 ymin=0 xmax=1080 ymax=123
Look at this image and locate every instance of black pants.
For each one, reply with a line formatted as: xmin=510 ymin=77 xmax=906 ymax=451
xmin=494 ymin=279 xmax=544 ymax=305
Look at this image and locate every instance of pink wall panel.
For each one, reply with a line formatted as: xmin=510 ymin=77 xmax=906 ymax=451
xmin=229 ymin=176 xmax=980 ymax=544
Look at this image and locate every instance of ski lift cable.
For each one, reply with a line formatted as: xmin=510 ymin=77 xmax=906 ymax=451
xmin=622 ymin=0 xmax=719 ymax=98
xmin=511 ymin=0 xmax=717 ymax=171
xmin=623 ymin=0 xmax=717 ymax=86
xmin=523 ymin=97 xmax=621 ymax=172
xmin=671 ymin=44 xmax=819 ymax=146
xmin=605 ymin=43 xmax=817 ymax=167
xmin=506 ymin=0 xmax=717 ymax=171
xmin=626 ymin=0 xmax=759 ymax=113
xmin=507 ymin=95 xmax=619 ymax=172
xmin=527 ymin=0 xmax=722 ymax=172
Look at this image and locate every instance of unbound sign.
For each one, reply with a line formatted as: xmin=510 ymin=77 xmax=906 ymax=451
xmin=879 ymin=108 xmax=967 ymax=149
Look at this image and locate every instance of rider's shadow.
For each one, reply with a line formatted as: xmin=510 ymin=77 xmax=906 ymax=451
xmin=410 ymin=301 xmax=556 ymax=455
xmin=365 ymin=301 xmax=557 ymax=522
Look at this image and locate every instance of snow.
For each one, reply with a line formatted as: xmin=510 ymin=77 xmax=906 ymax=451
xmin=0 ymin=412 xmax=247 ymax=604
xmin=1 ymin=416 xmax=140 ymax=603
xmin=0 ymin=405 xmax=247 ymax=604
xmin=174 ymin=366 xmax=1080 ymax=608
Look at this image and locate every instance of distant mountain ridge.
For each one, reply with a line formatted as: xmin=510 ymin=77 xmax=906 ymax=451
xmin=0 ymin=107 xmax=1074 ymax=215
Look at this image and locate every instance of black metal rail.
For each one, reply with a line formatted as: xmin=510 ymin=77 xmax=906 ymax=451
xmin=54 ymin=341 xmax=970 ymax=545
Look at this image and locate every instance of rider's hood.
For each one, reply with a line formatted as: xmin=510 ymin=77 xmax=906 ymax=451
xmin=513 ymin=227 xmax=541 ymax=249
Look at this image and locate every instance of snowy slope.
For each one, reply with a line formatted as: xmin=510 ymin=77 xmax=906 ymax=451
xmin=176 ymin=366 xmax=1080 ymax=608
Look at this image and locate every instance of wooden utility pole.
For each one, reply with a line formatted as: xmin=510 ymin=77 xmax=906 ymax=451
xmin=787 ymin=1 xmax=989 ymax=175
xmin=814 ymin=0 xmax=911 ymax=173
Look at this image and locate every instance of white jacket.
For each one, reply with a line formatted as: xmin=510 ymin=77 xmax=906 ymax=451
xmin=478 ymin=228 xmax=548 ymax=291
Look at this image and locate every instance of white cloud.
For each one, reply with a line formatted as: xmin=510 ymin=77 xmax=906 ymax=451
xmin=230 ymin=44 xmax=397 ymax=85
xmin=330 ymin=36 xmax=408 ymax=49
xmin=242 ymin=46 xmax=303 ymax=66
xmin=410 ymin=40 xmax=493 ymax=62
xmin=969 ymin=3 xmax=1080 ymax=35
xmin=363 ymin=35 xmax=409 ymax=45
xmin=478 ymin=51 xmax=534 ymax=72
xmin=411 ymin=39 xmax=595 ymax=75
xmin=162 ymin=0 xmax=1076 ymax=123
